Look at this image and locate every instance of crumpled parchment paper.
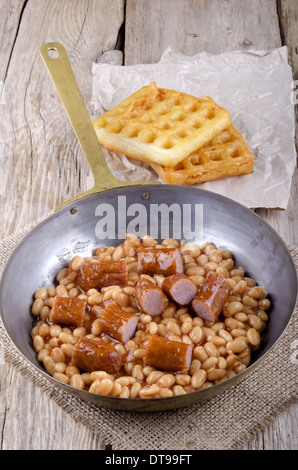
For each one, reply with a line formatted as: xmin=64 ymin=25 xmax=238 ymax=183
xmin=90 ymin=46 xmax=296 ymax=209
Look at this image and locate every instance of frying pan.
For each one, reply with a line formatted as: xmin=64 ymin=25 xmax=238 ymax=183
xmin=0 ymin=43 xmax=297 ymax=412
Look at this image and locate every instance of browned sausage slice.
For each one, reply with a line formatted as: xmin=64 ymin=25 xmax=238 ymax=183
xmin=72 ymin=336 xmax=122 ymax=374
xmin=75 ymin=259 xmax=128 ymax=291
xmin=135 ymin=278 xmax=169 ymax=317
xmin=192 ymin=271 xmax=232 ymax=321
xmin=162 ymin=274 xmax=197 ymax=305
xmin=137 ymin=247 xmax=183 ymax=276
xmin=100 ymin=301 xmax=138 ymax=343
xmin=50 ymin=296 xmax=86 ymax=327
xmin=144 ymin=335 xmax=192 ymax=373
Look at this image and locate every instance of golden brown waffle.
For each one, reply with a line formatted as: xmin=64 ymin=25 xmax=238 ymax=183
xmin=149 ymin=124 xmax=254 ymax=185
xmin=93 ymin=82 xmax=231 ymax=168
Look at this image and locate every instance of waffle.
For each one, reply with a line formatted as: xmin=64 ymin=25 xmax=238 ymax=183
xmin=149 ymin=124 xmax=254 ymax=185
xmin=93 ymin=82 xmax=232 ymax=168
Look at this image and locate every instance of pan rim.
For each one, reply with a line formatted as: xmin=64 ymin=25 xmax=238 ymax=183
xmin=0 ymin=184 xmax=297 ymax=409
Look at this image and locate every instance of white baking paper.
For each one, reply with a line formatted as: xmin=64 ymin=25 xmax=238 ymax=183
xmin=90 ymin=47 xmax=296 ymax=209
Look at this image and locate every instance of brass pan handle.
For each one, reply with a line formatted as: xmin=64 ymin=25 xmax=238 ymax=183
xmin=40 ymin=42 xmax=158 ymax=210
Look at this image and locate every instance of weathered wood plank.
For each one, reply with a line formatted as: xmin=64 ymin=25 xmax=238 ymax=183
xmin=256 ymin=0 xmax=298 ymax=242
xmin=125 ymin=0 xmax=298 ymax=244
xmin=0 ymin=0 xmax=297 ymax=452
xmin=0 ymin=0 xmax=125 ymax=451
xmin=0 ymin=0 xmax=125 ymax=239
xmin=0 ymin=0 xmax=26 ymax=82
xmin=125 ymin=0 xmax=281 ymax=65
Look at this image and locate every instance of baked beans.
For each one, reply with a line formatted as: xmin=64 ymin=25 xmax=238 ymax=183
xmin=30 ymin=235 xmax=270 ymax=398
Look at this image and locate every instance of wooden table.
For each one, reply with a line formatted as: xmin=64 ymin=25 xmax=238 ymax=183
xmin=0 ymin=0 xmax=297 ymax=450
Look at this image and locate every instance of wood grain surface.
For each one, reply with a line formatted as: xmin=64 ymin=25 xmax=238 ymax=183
xmin=0 ymin=0 xmax=297 ymax=450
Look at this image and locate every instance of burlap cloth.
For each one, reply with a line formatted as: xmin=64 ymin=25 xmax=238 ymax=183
xmin=0 ymin=213 xmax=297 ymax=450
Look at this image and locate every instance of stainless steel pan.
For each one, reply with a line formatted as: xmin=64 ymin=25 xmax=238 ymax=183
xmin=0 ymin=43 xmax=297 ymax=411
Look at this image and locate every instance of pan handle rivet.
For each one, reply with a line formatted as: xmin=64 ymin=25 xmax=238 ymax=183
xmin=70 ymin=207 xmax=77 ymax=214
xmin=143 ymin=192 xmax=150 ymax=200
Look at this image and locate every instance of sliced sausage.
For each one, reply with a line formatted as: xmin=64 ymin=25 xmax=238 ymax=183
xmin=137 ymin=247 xmax=183 ymax=276
xmin=75 ymin=259 xmax=128 ymax=291
xmin=50 ymin=296 xmax=86 ymax=327
xmin=100 ymin=301 xmax=138 ymax=343
xmin=135 ymin=277 xmax=169 ymax=317
xmin=162 ymin=274 xmax=197 ymax=305
xmin=144 ymin=335 xmax=193 ymax=373
xmin=72 ymin=336 xmax=122 ymax=374
xmin=192 ymin=271 xmax=232 ymax=322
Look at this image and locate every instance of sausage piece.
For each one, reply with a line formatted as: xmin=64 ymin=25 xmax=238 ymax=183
xmin=100 ymin=301 xmax=138 ymax=343
xmin=75 ymin=259 xmax=128 ymax=291
xmin=162 ymin=274 xmax=197 ymax=305
xmin=137 ymin=247 xmax=183 ymax=276
xmin=144 ymin=335 xmax=193 ymax=373
xmin=49 ymin=296 xmax=86 ymax=327
xmin=72 ymin=336 xmax=122 ymax=374
xmin=135 ymin=278 xmax=169 ymax=317
xmin=192 ymin=271 xmax=232 ymax=322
